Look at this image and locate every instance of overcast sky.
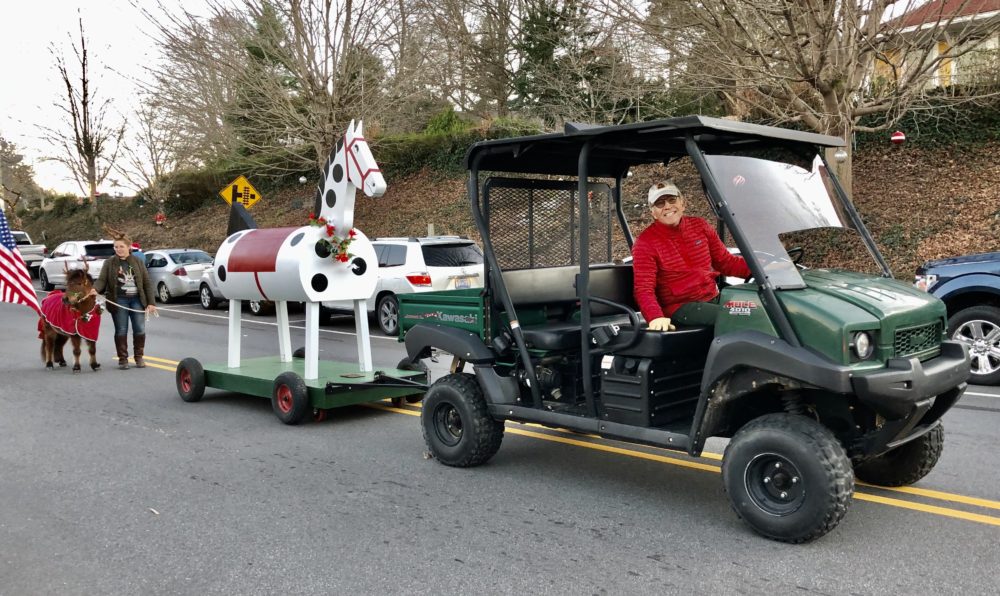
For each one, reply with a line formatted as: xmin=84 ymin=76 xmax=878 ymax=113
xmin=0 ymin=1 xmax=206 ymax=195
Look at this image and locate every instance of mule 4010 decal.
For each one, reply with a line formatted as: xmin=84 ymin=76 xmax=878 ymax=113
xmin=724 ymin=299 xmax=758 ymax=316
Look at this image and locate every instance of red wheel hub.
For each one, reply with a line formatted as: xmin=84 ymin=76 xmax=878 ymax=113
xmin=180 ymin=369 xmax=192 ymax=393
xmin=276 ymin=384 xmax=293 ymax=413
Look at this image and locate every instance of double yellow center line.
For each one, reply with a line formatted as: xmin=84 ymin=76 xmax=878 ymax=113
xmin=144 ymin=355 xmax=1000 ymax=529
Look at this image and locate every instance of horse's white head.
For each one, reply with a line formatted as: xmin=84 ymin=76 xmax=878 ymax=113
xmin=345 ymin=120 xmax=386 ymax=198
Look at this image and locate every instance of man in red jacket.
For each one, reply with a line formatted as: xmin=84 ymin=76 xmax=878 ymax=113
xmin=632 ymin=181 xmax=750 ymax=331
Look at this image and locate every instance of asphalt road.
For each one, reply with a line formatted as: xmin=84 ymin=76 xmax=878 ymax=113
xmin=2 ymin=288 xmax=999 ymax=595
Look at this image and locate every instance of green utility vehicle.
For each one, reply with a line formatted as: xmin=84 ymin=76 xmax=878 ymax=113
xmin=397 ymin=117 xmax=971 ymax=542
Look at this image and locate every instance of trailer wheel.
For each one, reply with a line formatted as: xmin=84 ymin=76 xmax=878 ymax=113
xmin=722 ymin=413 xmax=854 ymax=543
xmin=272 ymin=372 xmax=311 ymax=425
xmin=397 ymin=357 xmax=429 ymax=403
xmin=312 ymin=408 xmax=328 ymax=423
xmin=421 ymin=373 xmax=503 ymax=467
xmin=854 ymin=424 xmax=944 ymax=487
xmin=176 ymin=358 xmax=206 ymax=403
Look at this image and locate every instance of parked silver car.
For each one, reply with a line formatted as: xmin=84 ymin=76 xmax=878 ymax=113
xmin=146 ymin=249 xmax=214 ymax=303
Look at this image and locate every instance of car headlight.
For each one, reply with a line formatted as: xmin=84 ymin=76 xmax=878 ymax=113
xmin=852 ymin=331 xmax=874 ymax=360
xmin=913 ymin=274 xmax=937 ymax=292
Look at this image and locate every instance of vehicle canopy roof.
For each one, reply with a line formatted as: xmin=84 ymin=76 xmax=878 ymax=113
xmin=465 ymin=115 xmax=845 ymax=178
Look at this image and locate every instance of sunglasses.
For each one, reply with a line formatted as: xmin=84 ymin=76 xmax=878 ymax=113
xmin=652 ymin=195 xmax=681 ymax=208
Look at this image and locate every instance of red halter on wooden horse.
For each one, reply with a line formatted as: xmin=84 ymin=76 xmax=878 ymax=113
xmin=37 ymin=264 xmax=103 ymax=372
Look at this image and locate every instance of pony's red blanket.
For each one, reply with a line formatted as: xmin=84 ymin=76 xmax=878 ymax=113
xmin=37 ymin=291 xmax=101 ymax=343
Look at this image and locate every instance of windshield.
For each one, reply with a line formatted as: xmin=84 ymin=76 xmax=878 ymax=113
xmin=704 ymin=154 xmax=875 ymax=288
xmin=171 ymin=250 xmax=213 ymax=265
xmin=85 ymin=244 xmax=116 ymax=258
xmin=421 ymin=243 xmax=484 ymax=267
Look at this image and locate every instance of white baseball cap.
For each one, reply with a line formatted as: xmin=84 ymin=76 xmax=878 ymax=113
xmin=648 ymin=181 xmax=681 ymax=205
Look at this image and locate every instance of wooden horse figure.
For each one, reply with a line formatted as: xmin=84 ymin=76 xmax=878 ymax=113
xmin=38 ymin=264 xmax=102 ymax=372
xmin=313 ymin=119 xmax=387 ymax=237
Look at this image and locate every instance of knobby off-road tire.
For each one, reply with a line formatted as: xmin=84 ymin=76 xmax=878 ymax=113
xmin=722 ymin=413 xmax=854 ymax=543
xmin=272 ymin=371 xmax=311 ymax=425
xmin=854 ymin=424 xmax=944 ymax=487
xmin=421 ymin=373 xmax=503 ymax=467
xmin=176 ymin=358 xmax=206 ymax=403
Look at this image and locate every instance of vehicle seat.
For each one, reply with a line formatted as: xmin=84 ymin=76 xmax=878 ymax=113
xmin=609 ymin=324 xmax=714 ymax=359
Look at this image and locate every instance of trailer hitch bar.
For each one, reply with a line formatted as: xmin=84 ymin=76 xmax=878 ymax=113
xmin=324 ymin=371 xmax=429 ymax=394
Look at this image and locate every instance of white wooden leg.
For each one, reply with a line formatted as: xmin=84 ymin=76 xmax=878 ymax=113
xmin=354 ymin=298 xmax=373 ymax=373
xmin=276 ymin=300 xmax=291 ymax=362
xmin=228 ymin=299 xmax=241 ymax=368
xmin=304 ymin=302 xmax=319 ymax=380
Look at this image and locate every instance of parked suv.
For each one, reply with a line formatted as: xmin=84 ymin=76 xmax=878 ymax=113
xmin=915 ymin=251 xmax=1000 ymax=385
xmin=39 ymin=240 xmax=115 ymax=290
xmin=323 ymin=236 xmax=485 ymax=335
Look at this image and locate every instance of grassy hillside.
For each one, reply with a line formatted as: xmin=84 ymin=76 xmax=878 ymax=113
xmin=19 ymin=142 xmax=1000 ymax=279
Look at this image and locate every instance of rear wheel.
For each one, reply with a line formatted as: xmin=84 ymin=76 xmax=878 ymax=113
xmin=722 ymin=413 xmax=853 ymax=543
xmin=272 ymin=372 xmax=310 ymax=425
xmin=854 ymin=424 xmax=944 ymax=487
xmin=421 ymin=373 xmax=503 ymax=467
xmin=176 ymin=358 xmax=206 ymax=402
xmin=948 ymin=305 xmax=1000 ymax=385
xmin=376 ymin=294 xmax=399 ymax=336
xmin=40 ymin=269 xmax=54 ymax=291
xmin=157 ymin=282 xmax=172 ymax=304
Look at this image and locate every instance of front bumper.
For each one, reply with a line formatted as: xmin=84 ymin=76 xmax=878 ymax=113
xmin=852 ymin=340 xmax=970 ymax=420
xmin=849 ymin=341 xmax=969 ymax=456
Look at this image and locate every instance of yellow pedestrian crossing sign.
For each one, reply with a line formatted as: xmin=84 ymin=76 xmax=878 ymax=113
xmin=219 ymin=176 xmax=262 ymax=209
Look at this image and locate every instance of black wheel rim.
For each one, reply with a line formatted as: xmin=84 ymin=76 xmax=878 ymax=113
xmin=743 ymin=453 xmax=805 ymax=516
xmin=432 ymin=402 xmax=463 ymax=447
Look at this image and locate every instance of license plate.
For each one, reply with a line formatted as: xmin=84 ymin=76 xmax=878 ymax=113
xmin=455 ymin=276 xmax=471 ymax=289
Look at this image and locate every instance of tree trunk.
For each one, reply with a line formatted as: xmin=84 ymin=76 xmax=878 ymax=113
xmin=824 ymin=144 xmax=852 ymax=200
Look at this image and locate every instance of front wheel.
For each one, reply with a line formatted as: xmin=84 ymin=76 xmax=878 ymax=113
xmin=249 ymin=300 xmax=274 ymax=316
xmin=199 ymin=284 xmax=218 ymax=310
xmin=176 ymin=358 xmax=206 ymax=402
xmin=854 ymin=424 xmax=944 ymax=487
xmin=948 ymin=305 xmax=1000 ymax=385
xmin=376 ymin=294 xmax=399 ymax=336
xmin=722 ymin=413 xmax=853 ymax=543
xmin=272 ymin=371 xmax=311 ymax=425
xmin=40 ymin=269 xmax=54 ymax=291
xmin=421 ymin=373 xmax=503 ymax=467
xmin=157 ymin=282 xmax=172 ymax=304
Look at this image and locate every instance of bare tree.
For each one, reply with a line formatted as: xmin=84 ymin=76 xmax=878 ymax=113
xmin=115 ymin=99 xmax=193 ymax=207
xmin=144 ymin=0 xmax=428 ymax=175
xmin=45 ymin=18 xmax=125 ymax=211
xmin=611 ymin=0 xmax=1000 ymax=193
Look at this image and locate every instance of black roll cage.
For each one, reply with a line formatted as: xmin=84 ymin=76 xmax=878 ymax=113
xmin=465 ymin=116 xmax=892 ymax=412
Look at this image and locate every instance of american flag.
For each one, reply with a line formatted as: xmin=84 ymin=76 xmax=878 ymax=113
xmin=0 ymin=208 xmax=41 ymax=315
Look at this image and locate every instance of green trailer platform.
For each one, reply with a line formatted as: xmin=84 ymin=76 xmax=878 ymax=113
xmin=175 ymin=355 xmax=427 ymax=425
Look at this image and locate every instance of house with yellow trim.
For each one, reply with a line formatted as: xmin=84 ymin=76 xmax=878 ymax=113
xmin=874 ymin=0 xmax=999 ymax=89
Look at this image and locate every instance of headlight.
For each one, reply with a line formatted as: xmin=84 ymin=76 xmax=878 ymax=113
xmin=852 ymin=331 xmax=874 ymax=360
xmin=913 ymin=274 xmax=937 ymax=292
